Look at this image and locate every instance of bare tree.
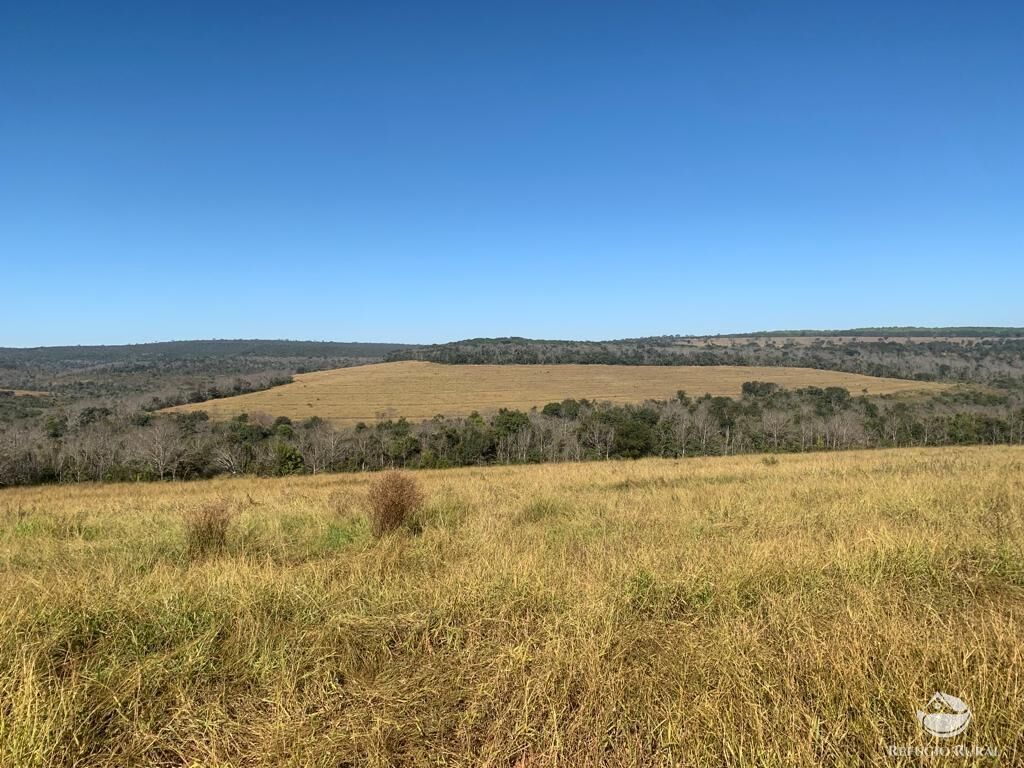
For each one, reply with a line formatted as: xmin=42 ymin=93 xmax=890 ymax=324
xmin=761 ymin=409 xmax=790 ymax=450
xmin=823 ymin=411 xmax=861 ymax=450
xmin=691 ymin=403 xmax=716 ymax=454
xmin=297 ymin=422 xmax=342 ymax=474
xmin=581 ymin=418 xmax=615 ymax=460
xmin=496 ymin=427 xmax=533 ymax=463
xmin=512 ymin=426 xmax=533 ymax=463
xmin=134 ymin=419 xmax=185 ymax=480
xmin=62 ymin=424 xmax=124 ymax=482
xmin=656 ymin=402 xmax=691 ymax=457
xmin=212 ymin=442 xmax=248 ymax=475
xmin=797 ymin=406 xmax=818 ymax=451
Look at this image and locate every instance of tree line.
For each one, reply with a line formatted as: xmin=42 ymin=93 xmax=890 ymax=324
xmin=2 ymin=384 xmax=1022 ymax=487
xmin=387 ymin=336 xmax=1024 ymax=386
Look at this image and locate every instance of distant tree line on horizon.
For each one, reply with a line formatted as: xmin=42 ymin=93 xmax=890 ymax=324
xmin=386 ymin=336 xmax=1024 ymax=386
xmin=713 ymin=327 xmax=1024 ymax=338
xmin=2 ymin=384 xmax=1022 ymax=487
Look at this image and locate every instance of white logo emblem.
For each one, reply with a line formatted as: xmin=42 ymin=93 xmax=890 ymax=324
xmin=916 ymin=692 xmax=971 ymax=738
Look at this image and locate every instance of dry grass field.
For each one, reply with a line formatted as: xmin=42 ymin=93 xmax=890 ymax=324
xmin=1 ymin=446 xmax=1021 ymax=766
xmin=164 ymin=361 xmax=943 ymax=426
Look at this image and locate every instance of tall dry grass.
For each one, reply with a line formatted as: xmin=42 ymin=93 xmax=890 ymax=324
xmin=183 ymin=500 xmax=235 ymax=559
xmin=0 ymin=446 xmax=1021 ymax=766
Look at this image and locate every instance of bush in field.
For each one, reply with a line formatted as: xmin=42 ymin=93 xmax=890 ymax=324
xmin=367 ymin=471 xmax=423 ymax=537
xmin=184 ymin=501 xmax=234 ymax=558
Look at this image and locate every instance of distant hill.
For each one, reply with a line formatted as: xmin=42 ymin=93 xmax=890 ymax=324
xmin=0 ymin=339 xmax=419 ymax=407
xmin=3 ymin=330 xmax=1023 ymax=399
xmin=164 ymin=360 xmax=944 ymax=426
xmin=0 ymin=339 xmax=415 ymax=365
xmin=385 ymin=330 xmax=1024 ymax=385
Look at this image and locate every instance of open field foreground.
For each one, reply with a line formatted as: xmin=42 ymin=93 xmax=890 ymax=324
xmin=1 ymin=447 xmax=1022 ymax=766
xmin=164 ymin=360 xmax=944 ymax=426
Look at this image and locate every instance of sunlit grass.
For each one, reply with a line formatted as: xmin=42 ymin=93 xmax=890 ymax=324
xmin=0 ymin=446 xmax=1021 ymax=766
xmin=163 ymin=360 xmax=943 ymax=426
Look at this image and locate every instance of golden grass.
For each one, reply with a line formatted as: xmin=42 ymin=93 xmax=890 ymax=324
xmin=1 ymin=446 xmax=1021 ymax=766
xmin=2 ymin=389 xmax=49 ymax=397
xmin=163 ymin=361 xmax=943 ymax=425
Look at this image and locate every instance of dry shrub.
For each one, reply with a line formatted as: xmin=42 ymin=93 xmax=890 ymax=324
xmin=367 ymin=471 xmax=423 ymax=537
xmin=184 ymin=501 xmax=234 ymax=559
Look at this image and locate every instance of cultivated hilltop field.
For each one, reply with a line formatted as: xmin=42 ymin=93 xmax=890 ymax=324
xmin=1 ymin=446 xmax=1022 ymax=766
xmin=163 ymin=360 xmax=943 ymax=426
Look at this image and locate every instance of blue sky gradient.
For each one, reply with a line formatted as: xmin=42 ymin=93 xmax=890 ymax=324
xmin=2 ymin=1 xmax=1022 ymax=346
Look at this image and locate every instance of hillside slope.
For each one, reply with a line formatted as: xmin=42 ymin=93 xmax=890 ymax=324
xmin=165 ymin=360 xmax=944 ymax=425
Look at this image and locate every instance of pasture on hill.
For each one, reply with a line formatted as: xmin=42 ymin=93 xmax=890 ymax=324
xmin=0 ymin=446 xmax=1021 ymax=765
xmin=164 ymin=360 xmax=943 ymax=426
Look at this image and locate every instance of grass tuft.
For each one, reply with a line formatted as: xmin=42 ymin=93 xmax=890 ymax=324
xmin=183 ymin=501 xmax=234 ymax=559
xmin=367 ymin=470 xmax=423 ymax=537
xmin=517 ymin=497 xmax=570 ymax=524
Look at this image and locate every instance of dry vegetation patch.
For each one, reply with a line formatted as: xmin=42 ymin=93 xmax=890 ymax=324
xmin=183 ymin=500 xmax=235 ymax=559
xmin=0 ymin=446 xmax=1021 ymax=765
xmin=367 ymin=470 xmax=424 ymax=537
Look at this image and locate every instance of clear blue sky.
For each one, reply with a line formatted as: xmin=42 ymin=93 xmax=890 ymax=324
xmin=3 ymin=1 xmax=1022 ymax=347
